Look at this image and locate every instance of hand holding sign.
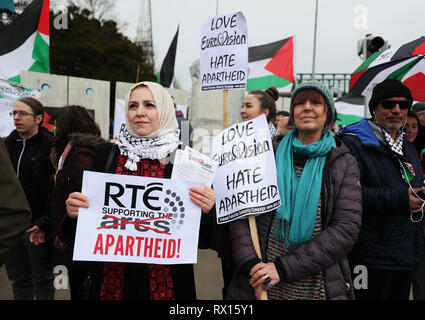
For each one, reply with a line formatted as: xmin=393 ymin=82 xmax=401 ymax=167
xmin=189 ymin=186 xmax=216 ymax=214
xmin=66 ymin=192 xmax=89 ymax=219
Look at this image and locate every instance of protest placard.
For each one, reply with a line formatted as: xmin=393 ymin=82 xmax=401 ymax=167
xmin=200 ymin=12 xmax=248 ymax=91
xmin=211 ymin=114 xmax=281 ymax=224
xmin=73 ymin=171 xmax=203 ymax=264
xmin=172 ymin=146 xmax=217 ymax=186
xmin=0 ymin=79 xmax=40 ymax=137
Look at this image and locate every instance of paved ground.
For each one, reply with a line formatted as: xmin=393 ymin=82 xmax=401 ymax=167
xmin=0 ymin=249 xmax=224 ymax=300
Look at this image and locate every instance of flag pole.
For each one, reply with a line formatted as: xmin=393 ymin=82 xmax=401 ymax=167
xmin=136 ymin=64 xmax=140 ymax=83
xmin=311 ymin=0 xmax=319 ymax=80
xmin=223 ymin=90 xmax=228 ymax=129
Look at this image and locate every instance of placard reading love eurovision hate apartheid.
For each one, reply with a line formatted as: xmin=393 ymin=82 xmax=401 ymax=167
xmin=73 ymin=171 xmax=203 ymax=264
xmin=200 ymin=11 xmax=248 ymax=91
xmin=211 ymin=114 xmax=281 ymax=224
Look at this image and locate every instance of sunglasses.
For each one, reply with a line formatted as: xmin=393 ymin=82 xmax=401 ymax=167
xmin=380 ymin=100 xmax=413 ymax=110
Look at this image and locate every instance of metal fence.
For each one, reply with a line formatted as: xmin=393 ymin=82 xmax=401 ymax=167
xmin=296 ymin=73 xmax=352 ymax=97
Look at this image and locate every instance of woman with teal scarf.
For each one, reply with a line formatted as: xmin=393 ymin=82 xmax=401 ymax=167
xmin=226 ymin=81 xmax=362 ymax=300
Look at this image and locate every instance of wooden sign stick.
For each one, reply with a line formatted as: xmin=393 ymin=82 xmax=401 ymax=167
xmin=223 ymin=89 xmax=229 ymax=129
xmin=248 ymin=215 xmax=268 ymax=300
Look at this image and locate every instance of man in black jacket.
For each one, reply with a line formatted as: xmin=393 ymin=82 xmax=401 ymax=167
xmin=4 ymin=97 xmax=55 ymax=300
xmin=339 ymin=79 xmax=425 ymax=300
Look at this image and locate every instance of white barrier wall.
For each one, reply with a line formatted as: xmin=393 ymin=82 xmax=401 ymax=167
xmin=21 ymin=71 xmax=110 ymax=140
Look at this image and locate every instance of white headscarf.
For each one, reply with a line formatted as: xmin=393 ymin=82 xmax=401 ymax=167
xmin=116 ymin=81 xmax=181 ymax=170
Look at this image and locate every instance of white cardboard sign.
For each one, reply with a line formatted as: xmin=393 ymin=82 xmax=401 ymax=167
xmin=200 ymin=11 xmax=248 ymax=91
xmin=73 ymin=171 xmax=203 ymax=264
xmin=211 ymin=114 xmax=281 ymax=224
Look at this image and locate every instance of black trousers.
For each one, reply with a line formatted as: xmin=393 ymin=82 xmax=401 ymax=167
xmin=353 ymin=268 xmax=412 ymax=300
xmin=413 ymin=261 xmax=425 ymax=300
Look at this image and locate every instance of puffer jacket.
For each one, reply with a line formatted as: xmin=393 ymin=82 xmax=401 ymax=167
xmin=226 ymin=137 xmax=362 ymax=300
xmin=339 ymin=118 xmax=425 ymax=271
xmin=50 ymin=133 xmax=105 ymax=258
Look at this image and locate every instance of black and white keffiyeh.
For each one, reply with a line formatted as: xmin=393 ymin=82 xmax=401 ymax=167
xmin=381 ymin=128 xmax=404 ymax=157
xmin=116 ymin=128 xmax=181 ymax=171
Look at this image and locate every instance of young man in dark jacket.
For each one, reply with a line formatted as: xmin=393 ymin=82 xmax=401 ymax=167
xmin=4 ymin=98 xmax=55 ymax=300
xmin=339 ymin=79 xmax=425 ymax=300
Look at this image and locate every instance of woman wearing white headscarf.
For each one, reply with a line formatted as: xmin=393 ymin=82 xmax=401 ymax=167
xmin=65 ymin=82 xmax=216 ymax=300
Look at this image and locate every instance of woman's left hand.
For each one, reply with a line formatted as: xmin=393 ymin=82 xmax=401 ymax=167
xmin=249 ymin=262 xmax=280 ymax=299
xmin=189 ymin=186 xmax=216 ymax=214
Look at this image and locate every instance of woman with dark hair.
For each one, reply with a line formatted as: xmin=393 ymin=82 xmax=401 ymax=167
xmin=49 ymin=105 xmax=105 ymax=300
xmin=406 ymin=110 xmax=420 ymax=145
xmin=227 ymin=81 xmax=362 ymax=300
xmin=241 ymin=86 xmax=279 ymax=138
xmin=64 ymin=82 xmax=216 ymax=300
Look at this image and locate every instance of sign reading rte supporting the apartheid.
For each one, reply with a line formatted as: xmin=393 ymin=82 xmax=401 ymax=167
xmin=73 ymin=171 xmax=203 ymax=264
xmin=211 ymin=114 xmax=281 ymax=224
xmin=200 ymin=11 xmax=248 ymax=91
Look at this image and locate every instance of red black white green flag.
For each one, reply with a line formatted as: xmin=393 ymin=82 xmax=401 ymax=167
xmin=350 ymin=36 xmax=425 ymax=101
xmin=247 ymin=36 xmax=296 ymax=91
xmin=0 ymin=0 xmax=50 ymax=83
xmin=158 ymin=26 xmax=179 ymax=88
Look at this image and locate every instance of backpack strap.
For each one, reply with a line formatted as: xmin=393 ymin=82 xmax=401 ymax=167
xmin=104 ymin=144 xmax=117 ymax=173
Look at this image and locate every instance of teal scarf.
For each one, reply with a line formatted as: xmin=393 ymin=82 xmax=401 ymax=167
xmin=274 ymin=129 xmax=336 ymax=251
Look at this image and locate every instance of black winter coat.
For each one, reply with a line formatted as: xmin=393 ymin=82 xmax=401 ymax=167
xmin=226 ymin=138 xmax=362 ymax=300
xmin=0 ymin=140 xmax=31 ymax=267
xmin=5 ymin=127 xmax=54 ymax=231
xmin=50 ymin=134 xmax=105 ymax=266
xmin=340 ymin=119 xmax=425 ymax=271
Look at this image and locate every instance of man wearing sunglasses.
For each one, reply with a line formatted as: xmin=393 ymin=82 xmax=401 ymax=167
xmin=339 ymin=79 xmax=425 ymax=300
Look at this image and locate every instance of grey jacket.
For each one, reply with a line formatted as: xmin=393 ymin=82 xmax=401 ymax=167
xmin=226 ymin=139 xmax=362 ymax=300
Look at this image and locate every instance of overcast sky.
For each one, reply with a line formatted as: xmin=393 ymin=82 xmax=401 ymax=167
xmin=60 ymin=0 xmax=425 ymax=91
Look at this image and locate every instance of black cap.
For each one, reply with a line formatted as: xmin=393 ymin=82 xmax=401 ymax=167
xmin=369 ymin=79 xmax=413 ymax=116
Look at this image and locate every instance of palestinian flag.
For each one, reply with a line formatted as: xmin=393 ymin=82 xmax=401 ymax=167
xmin=0 ymin=0 xmax=50 ymax=83
xmin=158 ymin=26 xmax=179 ymax=88
xmin=247 ymin=36 xmax=295 ymax=91
xmin=350 ymin=36 xmax=425 ymax=101
xmin=334 ymin=94 xmax=365 ymax=126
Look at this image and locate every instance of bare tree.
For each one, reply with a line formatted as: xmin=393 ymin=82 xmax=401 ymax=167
xmin=76 ymin=0 xmax=115 ymax=21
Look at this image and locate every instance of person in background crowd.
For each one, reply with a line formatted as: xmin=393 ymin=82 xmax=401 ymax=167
xmin=241 ymin=87 xmax=278 ymax=139
xmin=412 ymin=102 xmax=425 ymax=156
xmin=64 ymin=81 xmax=216 ymax=300
xmin=49 ymin=105 xmax=104 ymax=300
xmin=339 ymin=79 xmax=425 ymax=300
xmin=410 ymin=105 xmax=425 ymax=300
xmin=227 ymin=81 xmax=362 ymax=300
xmin=208 ymin=86 xmax=280 ymax=299
xmin=0 ymin=139 xmax=32 ymax=268
xmin=4 ymin=97 xmax=55 ymax=300
xmin=405 ymin=110 xmax=420 ymax=146
xmin=275 ymin=111 xmax=290 ymax=137
xmin=172 ymin=96 xmax=193 ymax=148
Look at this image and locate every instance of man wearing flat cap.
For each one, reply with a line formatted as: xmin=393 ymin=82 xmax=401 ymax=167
xmin=339 ymin=79 xmax=425 ymax=300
